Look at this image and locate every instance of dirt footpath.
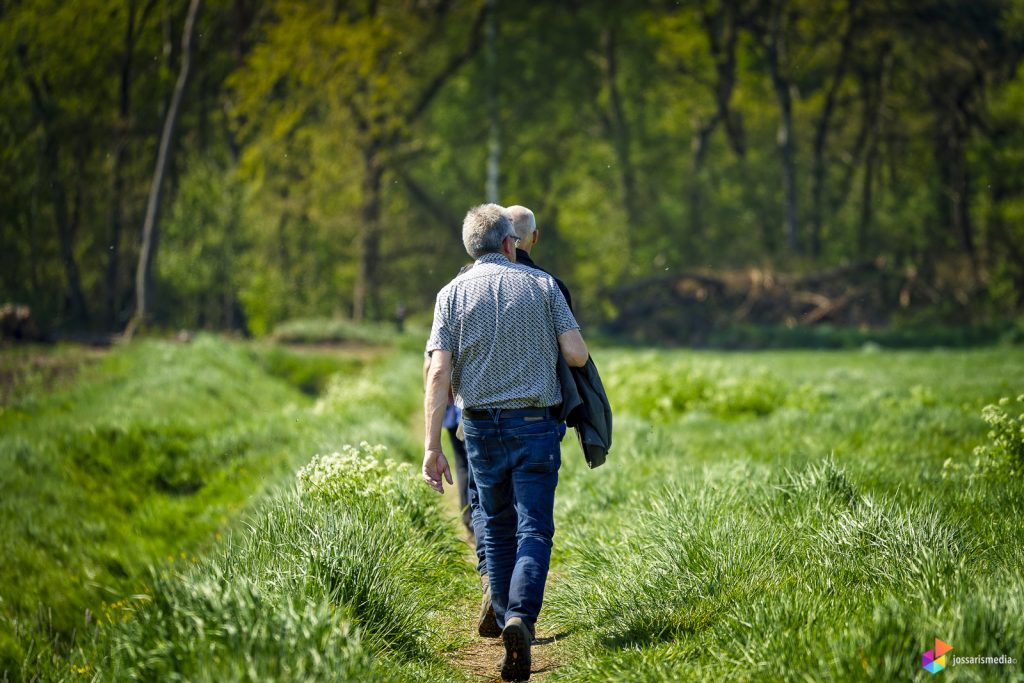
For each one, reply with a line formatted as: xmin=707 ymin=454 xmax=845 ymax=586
xmin=440 ymin=470 xmax=566 ymax=681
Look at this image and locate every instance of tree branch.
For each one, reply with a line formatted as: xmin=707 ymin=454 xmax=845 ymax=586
xmin=405 ymin=2 xmax=488 ymax=126
xmin=395 ymin=166 xmax=462 ymax=238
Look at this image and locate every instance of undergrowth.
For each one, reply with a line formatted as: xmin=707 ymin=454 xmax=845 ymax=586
xmin=63 ymin=443 xmax=471 ymax=681
xmin=6 ymin=342 xmax=1023 ymax=681
xmin=0 ymin=336 xmax=424 ymax=679
xmin=974 ymin=395 xmax=1024 ymax=475
xmin=547 ymin=348 xmax=1024 ymax=681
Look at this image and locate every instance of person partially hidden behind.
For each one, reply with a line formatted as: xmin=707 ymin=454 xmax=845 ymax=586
xmin=506 ymin=205 xmax=573 ymax=313
xmin=423 ymin=203 xmax=588 ymax=681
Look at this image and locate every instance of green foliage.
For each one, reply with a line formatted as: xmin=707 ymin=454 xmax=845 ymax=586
xmin=546 ymin=346 xmax=1024 ymax=681
xmin=0 ymin=344 xmax=104 ymax=406
xmin=4 ymin=343 xmax=1024 ymax=680
xmin=974 ymin=395 xmax=1024 ymax=475
xmin=548 ymin=460 xmax=978 ymax=676
xmin=87 ymin=575 xmax=377 ymax=682
xmin=601 ymin=352 xmax=821 ymax=420
xmin=253 ymin=344 xmax=365 ymax=396
xmin=227 ymin=0 xmax=487 ymax=324
xmin=4 ymin=0 xmax=1024 ymax=336
xmin=297 ymin=442 xmax=400 ymax=502
xmin=73 ymin=451 xmax=469 ymax=681
xmin=156 ymin=155 xmax=249 ymax=331
xmin=0 ymin=0 xmax=187 ymax=326
xmin=0 ymin=336 xmax=423 ymax=678
xmin=270 ymin=317 xmax=408 ymax=346
xmin=706 ymin=323 xmax=1020 ymax=349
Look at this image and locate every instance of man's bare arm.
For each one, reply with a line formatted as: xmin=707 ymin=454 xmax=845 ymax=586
xmin=422 ymin=350 xmax=454 ymax=492
xmin=558 ymin=329 xmax=589 ymax=367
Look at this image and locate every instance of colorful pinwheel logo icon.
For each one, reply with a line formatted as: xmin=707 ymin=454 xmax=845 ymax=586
xmin=922 ymin=638 xmax=953 ymax=674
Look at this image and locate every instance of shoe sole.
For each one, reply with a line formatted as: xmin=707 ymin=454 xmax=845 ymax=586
xmin=501 ymin=621 xmax=531 ymax=681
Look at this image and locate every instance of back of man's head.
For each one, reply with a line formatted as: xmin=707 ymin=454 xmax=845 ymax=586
xmin=506 ymin=205 xmax=536 ymax=246
xmin=463 ymin=203 xmax=513 ymax=259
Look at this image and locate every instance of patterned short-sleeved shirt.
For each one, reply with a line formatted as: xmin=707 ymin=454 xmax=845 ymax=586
xmin=426 ymin=252 xmax=579 ymax=409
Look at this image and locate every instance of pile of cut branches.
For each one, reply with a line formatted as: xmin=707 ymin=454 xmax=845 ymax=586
xmin=603 ymin=258 xmax=978 ymax=345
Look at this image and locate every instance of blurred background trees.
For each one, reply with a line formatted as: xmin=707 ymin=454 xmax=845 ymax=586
xmin=1 ymin=0 xmax=1023 ymax=342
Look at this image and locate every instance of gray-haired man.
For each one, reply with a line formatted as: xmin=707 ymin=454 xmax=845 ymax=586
xmin=423 ymin=203 xmax=588 ymax=681
xmin=462 ymin=204 xmax=575 ymax=640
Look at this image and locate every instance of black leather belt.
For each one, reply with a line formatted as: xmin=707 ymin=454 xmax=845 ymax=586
xmin=463 ymin=406 xmax=557 ymax=420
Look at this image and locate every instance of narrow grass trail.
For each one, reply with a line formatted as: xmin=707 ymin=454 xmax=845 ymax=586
xmin=437 ymin=464 xmax=566 ymax=682
xmin=408 ymin=393 xmax=571 ymax=681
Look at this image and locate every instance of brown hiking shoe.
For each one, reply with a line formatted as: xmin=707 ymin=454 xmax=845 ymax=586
xmin=478 ymin=574 xmax=501 ymax=638
xmin=500 ymin=617 xmax=532 ymax=681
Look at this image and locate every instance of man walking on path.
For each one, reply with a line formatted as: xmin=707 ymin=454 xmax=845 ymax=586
xmin=462 ymin=204 xmax=576 ymax=638
xmin=423 ymin=203 xmax=588 ymax=681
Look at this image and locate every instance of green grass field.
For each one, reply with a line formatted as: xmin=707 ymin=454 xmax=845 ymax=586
xmin=547 ymin=349 xmax=1023 ymax=681
xmin=2 ymin=339 xmax=1022 ymax=681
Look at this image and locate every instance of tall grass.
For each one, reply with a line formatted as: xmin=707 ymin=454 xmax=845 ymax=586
xmin=545 ymin=348 xmax=1024 ymax=681
xmin=6 ymin=342 xmax=1024 ymax=681
xmin=269 ymin=317 xmax=426 ymax=353
xmin=0 ymin=336 xmax=427 ymax=678
xmin=66 ymin=444 xmax=472 ymax=681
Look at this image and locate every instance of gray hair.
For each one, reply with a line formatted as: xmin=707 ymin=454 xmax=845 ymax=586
xmin=462 ymin=203 xmax=514 ymax=259
xmin=506 ymin=205 xmax=536 ymax=240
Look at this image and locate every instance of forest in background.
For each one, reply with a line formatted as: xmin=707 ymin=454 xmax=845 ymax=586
xmin=2 ymin=0 xmax=1024 ymax=343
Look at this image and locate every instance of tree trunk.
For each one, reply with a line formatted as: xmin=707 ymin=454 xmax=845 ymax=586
xmin=858 ymin=137 xmax=877 ymax=257
xmin=763 ymin=2 xmax=800 ymax=254
xmin=689 ymin=112 xmax=720 ymax=245
xmin=28 ymin=183 xmax=40 ymax=294
xmin=276 ymin=211 xmax=292 ymax=321
xmin=702 ymin=0 xmax=745 ymax=159
xmin=682 ymin=1 xmax=744 ymax=256
xmin=107 ymin=0 xmax=146 ymax=329
xmin=931 ymin=85 xmax=977 ymax=279
xmin=106 ymin=138 xmax=127 ymax=328
xmin=485 ymin=0 xmax=500 ymax=203
xmin=18 ymin=57 xmax=90 ymax=325
xmin=125 ymin=0 xmax=202 ymax=339
xmin=353 ymin=152 xmax=383 ymax=323
xmin=53 ymin=148 xmax=89 ymax=325
xmin=809 ymin=0 xmax=859 ymax=257
xmin=949 ymin=130 xmax=975 ymax=274
xmin=602 ymin=27 xmax=639 ymax=261
xmin=834 ymin=48 xmax=888 ymax=220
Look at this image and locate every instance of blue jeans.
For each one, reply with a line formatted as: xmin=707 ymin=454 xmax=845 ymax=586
xmin=467 ymin=421 xmax=566 ymax=576
xmin=463 ymin=411 xmax=561 ymax=633
xmin=467 ymin=464 xmax=488 ymax=574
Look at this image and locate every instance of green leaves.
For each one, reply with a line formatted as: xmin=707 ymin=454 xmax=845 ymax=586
xmin=974 ymin=395 xmax=1024 ymax=475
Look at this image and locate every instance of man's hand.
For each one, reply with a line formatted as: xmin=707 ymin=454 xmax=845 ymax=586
xmin=422 ymin=447 xmax=453 ymax=493
xmin=423 ymin=350 xmax=454 ymax=493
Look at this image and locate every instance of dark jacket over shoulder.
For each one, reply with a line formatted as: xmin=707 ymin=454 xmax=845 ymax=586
xmin=557 ymin=355 xmax=612 ymax=468
xmin=516 ymin=249 xmax=573 ymax=312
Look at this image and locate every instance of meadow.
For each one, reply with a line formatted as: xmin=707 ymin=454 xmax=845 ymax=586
xmin=1 ymin=338 xmax=1022 ymax=681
